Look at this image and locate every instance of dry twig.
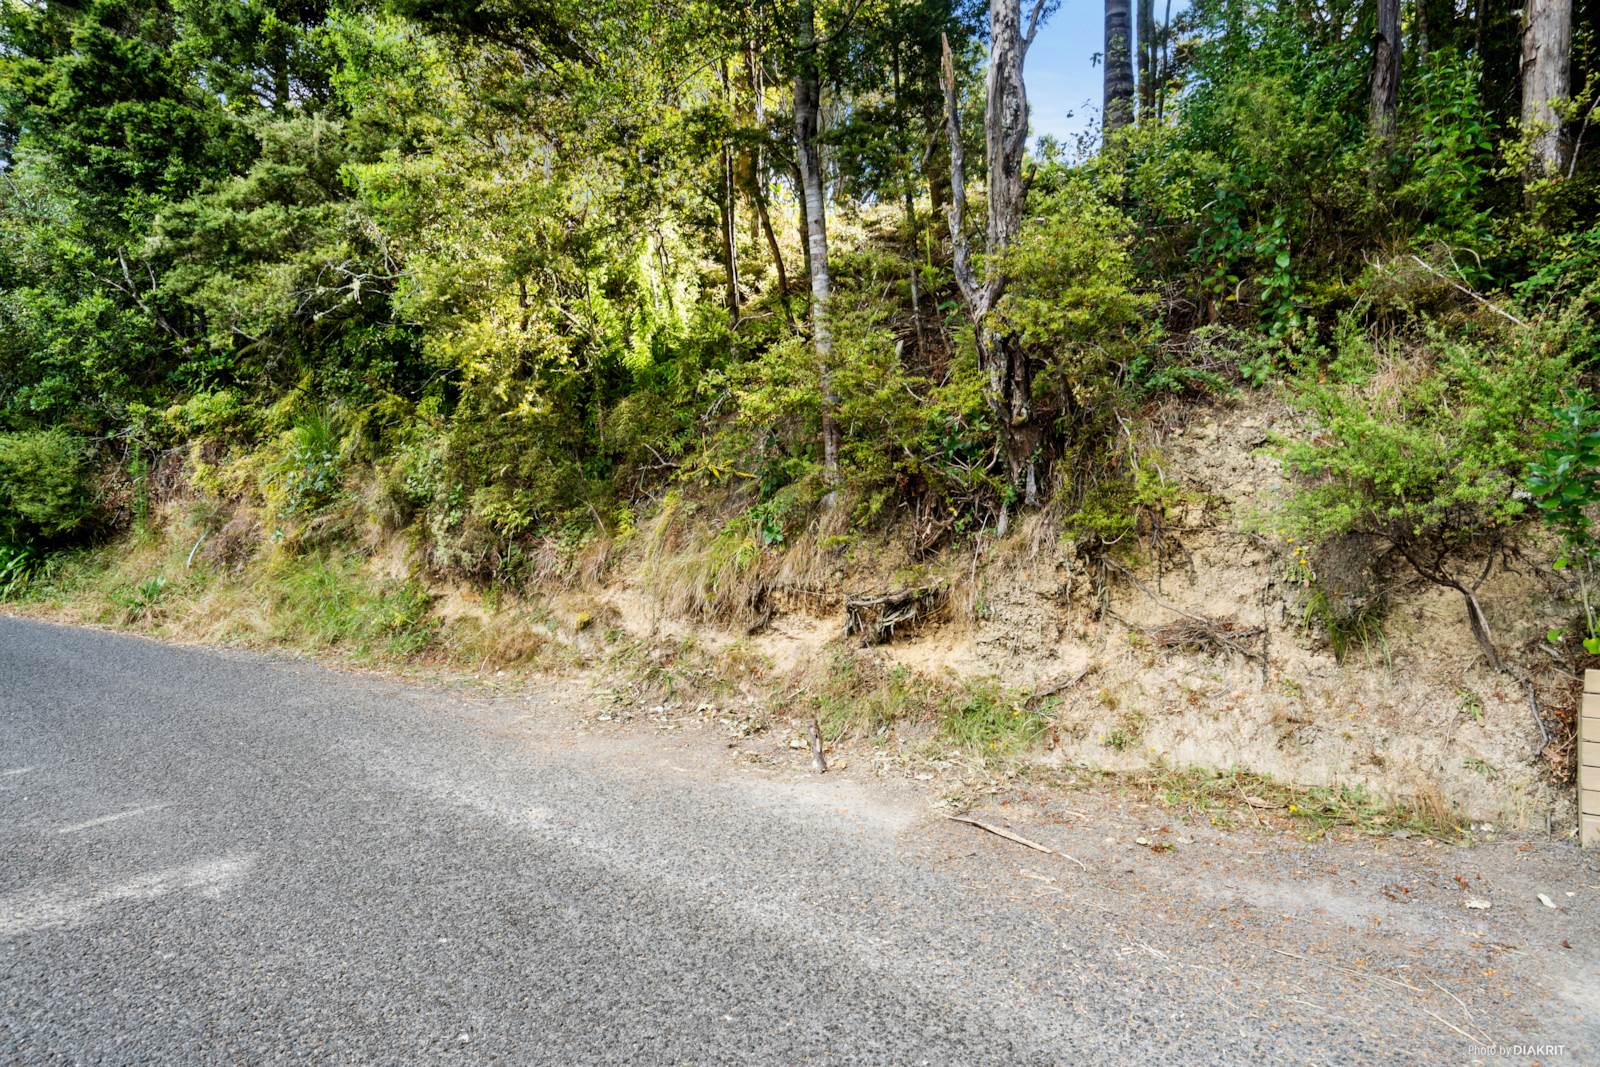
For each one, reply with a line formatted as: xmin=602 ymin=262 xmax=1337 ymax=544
xmin=948 ymin=814 xmax=1054 ymax=854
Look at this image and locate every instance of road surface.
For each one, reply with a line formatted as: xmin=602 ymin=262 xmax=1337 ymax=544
xmin=1 ymin=616 xmax=1595 ymax=1064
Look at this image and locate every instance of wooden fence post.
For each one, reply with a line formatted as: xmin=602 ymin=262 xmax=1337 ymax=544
xmin=1582 ymin=670 xmax=1600 ymax=847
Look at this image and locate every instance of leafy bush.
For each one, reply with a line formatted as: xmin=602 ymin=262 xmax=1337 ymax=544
xmin=1278 ymin=321 xmax=1569 ymax=669
xmin=0 ymin=430 xmax=94 ymax=547
xmin=1527 ymin=395 xmax=1600 ymax=652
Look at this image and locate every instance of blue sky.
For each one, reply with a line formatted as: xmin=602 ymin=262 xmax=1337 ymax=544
xmin=1024 ymin=1 xmax=1189 ymax=146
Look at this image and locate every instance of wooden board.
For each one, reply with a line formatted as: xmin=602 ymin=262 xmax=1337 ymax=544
xmin=1582 ymin=763 xmax=1600 ymax=790
xmin=1583 ymin=692 xmax=1600 ymax=717
xmin=1584 ymin=740 xmax=1600 ymax=769
xmin=1585 ymin=668 xmax=1600 ymax=694
xmin=1586 ymin=790 xmax=1600 ymax=816
xmin=1585 ymin=813 xmax=1600 ymax=849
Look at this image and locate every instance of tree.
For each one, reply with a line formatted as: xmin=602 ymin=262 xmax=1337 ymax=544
xmin=1103 ymin=0 xmax=1134 ymax=137
xmin=1136 ymin=0 xmax=1155 ymax=119
xmin=942 ymin=0 xmax=1055 ymax=521
xmin=1521 ymin=0 xmax=1572 ymax=177
xmin=1370 ymin=0 xmax=1400 ymax=140
xmin=792 ymin=0 xmax=841 ymax=484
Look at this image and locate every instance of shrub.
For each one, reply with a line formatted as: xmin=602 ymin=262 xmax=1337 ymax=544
xmin=1277 ymin=321 xmax=1569 ymax=669
xmin=0 ymin=429 xmax=95 ymax=547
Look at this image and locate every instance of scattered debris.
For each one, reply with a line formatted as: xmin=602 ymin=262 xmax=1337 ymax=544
xmin=1464 ymin=898 xmax=1491 ymax=910
xmin=948 ymin=814 xmax=1054 ymax=855
xmin=1135 ymin=836 xmax=1176 ymax=853
xmin=1537 ymin=893 xmax=1557 ymax=909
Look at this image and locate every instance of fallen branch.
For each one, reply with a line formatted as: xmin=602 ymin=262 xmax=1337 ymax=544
xmin=1408 ymin=255 xmax=1527 ymax=328
xmin=948 ymin=814 xmax=1054 ymax=854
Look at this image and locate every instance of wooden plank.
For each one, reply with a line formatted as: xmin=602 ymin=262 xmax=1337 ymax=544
xmin=1582 ymin=763 xmax=1600 ymax=790
xmin=1585 ymin=790 xmax=1600 ymax=816
xmin=1584 ymin=813 xmax=1600 ymax=849
xmin=1585 ymin=668 xmax=1600 ymax=694
xmin=1584 ymin=740 xmax=1600 ymax=768
xmin=1583 ymin=692 xmax=1600 ymax=717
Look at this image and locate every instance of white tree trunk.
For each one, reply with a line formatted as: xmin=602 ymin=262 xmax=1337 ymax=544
xmin=794 ymin=0 xmax=840 ymax=482
xmin=1522 ymin=0 xmax=1572 ymax=177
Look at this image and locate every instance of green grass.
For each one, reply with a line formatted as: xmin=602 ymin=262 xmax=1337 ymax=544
xmin=262 ymin=552 xmax=437 ymax=657
xmin=936 ymin=679 xmax=1051 ymax=759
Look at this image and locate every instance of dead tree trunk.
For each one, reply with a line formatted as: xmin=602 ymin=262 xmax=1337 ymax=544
xmin=1521 ymin=0 xmax=1572 ymax=177
xmin=794 ymin=0 xmax=840 ymax=484
xmin=1103 ymin=0 xmax=1134 ymax=137
xmin=1371 ymin=0 xmax=1401 ymax=140
xmin=941 ymin=1 xmax=1054 ymax=524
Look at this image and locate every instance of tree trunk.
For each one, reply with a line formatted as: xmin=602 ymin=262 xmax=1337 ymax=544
xmin=1103 ymin=0 xmax=1134 ymax=138
xmin=941 ymin=0 xmax=1050 ymax=507
xmin=745 ymin=41 xmax=793 ymax=328
xmin=1136 ymin=0 xmax=1156 ymax=119
xmin=794 ymin=0 xmax=840 ymax=484
xmin=1521 ymin=0 xmax=1572 ymax=177
xmin=1370 ymin=0 xmax=1401 ymax=140
xmin=1156 ymin=0 xmax=1172 ymax=120
xmin=718 ymin=59 xmax=742 ymax=319
xmin=1462 ymin=589 xmax=1504 ymax=672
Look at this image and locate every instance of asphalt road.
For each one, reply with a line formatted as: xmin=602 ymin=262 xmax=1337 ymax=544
xmin=1 ymin=616 xmax=1595 ymax=1065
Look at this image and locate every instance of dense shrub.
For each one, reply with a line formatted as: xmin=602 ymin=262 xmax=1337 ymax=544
xmin=0 ymin=429 xmax=94 ymax=547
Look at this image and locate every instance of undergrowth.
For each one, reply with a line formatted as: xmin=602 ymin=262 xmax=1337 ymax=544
xmin=1126 ymin=765 xmax=1464 ymax=840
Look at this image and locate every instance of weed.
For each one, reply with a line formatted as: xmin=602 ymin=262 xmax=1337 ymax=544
xmin=113 ymin=575 xmax=168 ymax=622
xmin=1458 ymin=688 xmax=1484 ymax=723
xmin=1463 ymin=756 xmax=1498 ymax=780
xmin=0 ymin=544 xmax=42 ymax=600
xmin=1304 ymin=586 xmax=1389 ymax=664
xmin=937 ymin=679 xmax=1050 ymax=760
xmin=815 ymin=655 xmax=929 ymax=741
xmin=1104 ymin=727 xmax=1135 ymax=751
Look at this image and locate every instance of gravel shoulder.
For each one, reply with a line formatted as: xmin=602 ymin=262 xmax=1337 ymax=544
xmin=1 ymin=616 xmax=1596 ymax=1065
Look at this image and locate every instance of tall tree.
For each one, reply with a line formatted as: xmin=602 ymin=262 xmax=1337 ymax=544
xmin=1136 ymin=0 xmax=1156 ymax=119
xmin=1370 ymin=0 xmax=1401 ymax=140
xmin=1103 ymin=0 xmax=1134 ymax=137
xmin=793 ymin=0 xmax=841 ymax=483
xmin=942 ymin=0 xmax=1055 ymax=520
xmin=1521 ymin=0 xmax=1572 ymax=177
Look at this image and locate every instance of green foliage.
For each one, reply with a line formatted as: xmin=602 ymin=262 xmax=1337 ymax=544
xmin=266 ymin=552 xmax=437 ymax=656
xmin=937 ymin=680 xmax=1051 ymax=759
xmin=0 ymin=544 xmax=46 ymax=599
xmin=1528 ymin=395 xmax=1600 ymax=561
xmin=1527 ymin=394 xmax=1600 ymax=652
xmin=1278 ymin=323 xmax=1568 ymax=552
xmin=112 ymin=574 xmax=169 ymax=622
xmin=0 ymin=429 xmax=95 ymax=547
xmin=1398 ymin=50 xmax=1496 ymax=251
xmin=270 ymin=410 xmax=344 ymax=516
